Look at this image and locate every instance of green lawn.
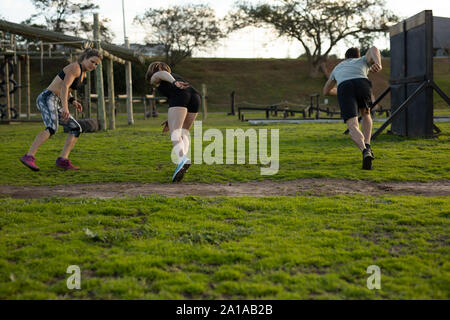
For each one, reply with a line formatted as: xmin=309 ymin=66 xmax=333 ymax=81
xmin=1 ymin=112 xmax=449 ymax=300
xmin=0 ymin=195 xmax=448 ymax=299
xmin=1 ymin=114 xmax=449 ymax=185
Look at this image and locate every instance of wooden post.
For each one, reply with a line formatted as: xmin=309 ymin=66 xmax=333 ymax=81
xmin=93 ymin=13 xmax=107 ymax=130
xmin=10 ymin=35 xmax=15 ymax=113
xmin=151 ymin=99 xmax=157 ymax=117
xmin=17 ymin=56 xmax=22 ymax=118
xmin=85 ymin=72 xmax=91 ymax=118
xmin=40 ymin=41 xmax=43 ymax=77
xmin=230 ymin=91 xmax=235 ymax=115
xmin=12 ymin=34 xmax=17 ymax=64
xmin=125 ymin=39 xmax=134 ymax=125
xmin=201 ymin=83 xmax=207 ymax=120
xmin=73 ymin=91 xmax=78 ymax=118
xmin=5 ymin=57 xmax=11 ymax=121
xmin=143 ymin=95 xmax=147 ymax=119
xmin=106 ymin=58 xmax=116 ymax=129
xmin=26 ymin=54 xmax=31 ymax=120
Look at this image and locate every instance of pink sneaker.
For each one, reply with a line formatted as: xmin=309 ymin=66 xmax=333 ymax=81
xmin=56 ymin=157 xmax=80 ymax=170
xmin=20 ymin=154 xmax=40 ymax=171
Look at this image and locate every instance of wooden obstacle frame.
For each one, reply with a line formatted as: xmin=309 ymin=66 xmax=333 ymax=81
xmin=371 ymin=10 xmax=450 ymax=140
xmin=0 ymin=16 xmax=146 ymax=130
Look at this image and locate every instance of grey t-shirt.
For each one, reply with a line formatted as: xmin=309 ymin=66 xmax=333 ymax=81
xmin=330 ymin=56 xmax=370 ymax=85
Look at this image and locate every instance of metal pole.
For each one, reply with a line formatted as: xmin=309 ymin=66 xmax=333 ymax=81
xmin=122 ymin=0 xmax=127 ymax=42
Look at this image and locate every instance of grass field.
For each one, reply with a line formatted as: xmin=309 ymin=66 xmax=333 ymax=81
xmin=0 ymin=113 xmax=449 ymax=300
xmin=0 ymin=195 xmax=448 ymax=299
xmin=1 ymin=55 xmax=449 ymax=300
xmin=1 ymin=114 xmax=449 ymax=186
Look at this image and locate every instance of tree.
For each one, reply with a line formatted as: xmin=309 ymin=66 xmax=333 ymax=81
xmin=230 ymin=0 xmax=398 ymax=77
xmin=380 ymin=48 xmax=390 ymax=57
xmin=359 ymin=35 xmax=377 ymax=55
xmin=24 ymin=0 xmax=114 ymax=41
xmin=134 ymin=4 xmax=225 ymax=66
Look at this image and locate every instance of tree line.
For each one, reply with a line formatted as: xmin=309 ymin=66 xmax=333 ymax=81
xmin=18 ymin=0 xmax=398 ymax=78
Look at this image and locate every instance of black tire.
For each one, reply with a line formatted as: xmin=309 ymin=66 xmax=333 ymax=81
xmin=0 ymin=61 xmax=14 ymax=78
xmin=0 ymin=79 xmax=19 ymax=97
xmin=76 ymin=119 xmax=87 ymax=132
xmin=89 ymin=119 xmax=99 ymax=131
xmin=84 ymin=119 xmax=94 ymax=132
xmin=77 ymin=118 xmax=99 ymax=133
xmin=10 ymin=107 xmax=18 ymax=119
xmin=0 ymin=107 xmax=17 ymax=119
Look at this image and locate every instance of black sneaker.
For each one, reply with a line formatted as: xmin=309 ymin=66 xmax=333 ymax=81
xmin=362 ymin=149 xmax=374 ymax=170
xmin=365 ymin=144 xmax=374 ymax=158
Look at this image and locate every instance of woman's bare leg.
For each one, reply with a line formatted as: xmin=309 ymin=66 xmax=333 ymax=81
xmin=181 ymin=112 xmax=198 ymax=155
xmin=60 ymin=134 xmax=78 ymax=159
xmin=168 ymin=107 xmax=188 ymax=161
xmin=27 ymin=130 xmax=51 ymax=157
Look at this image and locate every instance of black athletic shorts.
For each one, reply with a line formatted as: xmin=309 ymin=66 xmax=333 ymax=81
xmin=168 ymin=87 xmax=200 ymax=113
xmin=337 ymin=78 xmax=372 ymax=122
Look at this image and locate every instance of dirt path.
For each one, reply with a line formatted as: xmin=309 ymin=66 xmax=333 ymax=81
xmin=1 ymin=179 xmax=449 ymax=199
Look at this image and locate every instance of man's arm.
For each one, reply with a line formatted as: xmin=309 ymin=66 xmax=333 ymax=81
xmin=365 ymin=46 xmax=382 ymax=73
xmin=323 ymin=78 xmax=337 ymax=96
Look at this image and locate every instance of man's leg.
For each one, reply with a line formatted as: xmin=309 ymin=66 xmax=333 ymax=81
xmin=361 ymin=109 xmax=372 ymax=146
xmin=346 ymin=117 xmax=366 ymax=151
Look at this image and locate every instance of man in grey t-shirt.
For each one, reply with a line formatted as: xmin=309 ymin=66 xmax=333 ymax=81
xmin=323 ymin=46 xmax=382 ymax=170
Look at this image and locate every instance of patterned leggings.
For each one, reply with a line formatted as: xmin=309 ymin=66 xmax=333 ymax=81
xmin=36 ymin=90 xmax=82 ymax=137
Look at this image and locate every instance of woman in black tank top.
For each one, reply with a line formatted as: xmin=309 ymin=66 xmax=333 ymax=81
xmin=146 ymin=61 xmax=200 ymax=182
xmin=19 ymin=49 xmax=102 ymax=172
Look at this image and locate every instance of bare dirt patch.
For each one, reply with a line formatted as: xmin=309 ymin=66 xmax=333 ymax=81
xmin=1 ymin=179 xmax=449 ymax=199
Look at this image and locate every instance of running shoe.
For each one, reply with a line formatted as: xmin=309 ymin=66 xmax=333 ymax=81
xmin=362 ymin=149 xmax=374 ymax=170
xmin=56 ymin=157 xmax=80 ymax=170
xmin=365 ymin=144 xmax=375 ymax=158
xmin=20 ymin=154 xmax=40 ymax=171
xmin=172 ymin=156 xmax=191 ymax=182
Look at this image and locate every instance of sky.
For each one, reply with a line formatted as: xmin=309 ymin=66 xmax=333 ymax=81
xmin=1 ymin=0 xmax=449 ymax=58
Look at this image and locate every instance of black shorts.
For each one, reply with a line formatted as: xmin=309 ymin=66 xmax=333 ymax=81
xmin=337 ymin=78 xmax=372 ymax=122
xmin=168 ymin=88 xmax=200 ymax=113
